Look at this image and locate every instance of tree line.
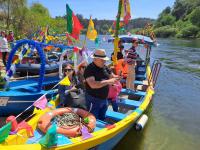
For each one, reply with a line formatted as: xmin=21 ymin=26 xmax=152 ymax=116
xmin=154 ymin=0 xmax=200 ymax=38
xmin=1 ymin=0 xmax=198 ymax=39
xmin=0 ymin=0 xmax=154 ymax=39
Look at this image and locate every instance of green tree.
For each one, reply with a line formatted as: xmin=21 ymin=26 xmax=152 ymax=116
xmin=0 ymin=0 xmax=27 ymax=29
xmin=190 ymin=7 xmax=200 ymax=27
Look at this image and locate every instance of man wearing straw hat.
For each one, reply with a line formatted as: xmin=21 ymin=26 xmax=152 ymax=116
xmin=84 ymin=49 xmax=120 ymax=120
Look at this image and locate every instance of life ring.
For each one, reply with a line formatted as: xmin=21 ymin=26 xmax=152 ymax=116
xmin=114 ymin=59 xmax=128 ymax=78
xmin=37 ymin=107 xmax=96 ymax=137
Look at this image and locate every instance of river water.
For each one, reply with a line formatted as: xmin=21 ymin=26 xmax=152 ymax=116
xmin=85 ymin=36 xmax=200 ymax=150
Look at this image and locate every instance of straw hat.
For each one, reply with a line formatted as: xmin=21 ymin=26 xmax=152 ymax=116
xmin=91 ymin=49 xmax=109 ymax=61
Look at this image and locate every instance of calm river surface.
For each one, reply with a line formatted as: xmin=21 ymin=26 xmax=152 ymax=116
xmin=86 ymin=36 xmax=200 ymax=150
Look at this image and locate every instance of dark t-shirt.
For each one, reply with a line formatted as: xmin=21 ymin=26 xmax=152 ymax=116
xmin=84 ymin=62 xmax=111 ymax=99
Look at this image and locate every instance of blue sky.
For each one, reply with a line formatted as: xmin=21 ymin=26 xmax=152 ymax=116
xmin=28 ymin=0 xmax=175 ymax=19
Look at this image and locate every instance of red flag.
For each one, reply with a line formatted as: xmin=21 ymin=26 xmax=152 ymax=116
xmin=33 ymin=94 xmax=47 ymax=110
xmin=66 ymin=4 xmax=83 ymax=40
xmin=71 ymin=14 xmax=83 ymax=40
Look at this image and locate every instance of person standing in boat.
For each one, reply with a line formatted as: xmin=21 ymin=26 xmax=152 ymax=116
xmin=0 ymin=31 xmax=9 ymax=67
xmin=84 ymin=49 xmax=119 ymax=120
xmin=77 ymin=61 xmax=88 ymax=91
xmin=111 ymin=40 xmax=124 ymax=61
xmin=125 ymin=38 xmax=138 ymax=91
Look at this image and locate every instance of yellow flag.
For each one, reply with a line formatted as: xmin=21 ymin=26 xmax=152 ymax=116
xmin=86 ymin=17 xmax=97 ymax=41
xmin=59 ymin=76 xmax=71 ymax=86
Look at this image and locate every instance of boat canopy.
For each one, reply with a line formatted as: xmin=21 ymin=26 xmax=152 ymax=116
xmin=108 ymin=34 xmax=155 ymax=46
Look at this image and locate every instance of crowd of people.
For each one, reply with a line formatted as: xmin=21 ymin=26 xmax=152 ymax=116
xmin=59 ymin=39 xmax=140 ymax=120
xmin=1 ymin=30 xmax=139 ymax=121
xmin=0 ymin=31 xmax=14 ymax=67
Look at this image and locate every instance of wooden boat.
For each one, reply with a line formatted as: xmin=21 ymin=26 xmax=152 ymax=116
xmin=0 ymin=34 xmax=161 ymax=149
xmin=0 ymin=40 xmax=74 ymax=116
xmin=0 ymin=61 xmax=161 ymax=150
xmin=13 ymin=41 xmax=73 ymax=77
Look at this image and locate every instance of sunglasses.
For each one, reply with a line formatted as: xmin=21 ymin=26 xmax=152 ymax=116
xmin=64 ymin=69 xmax=73 ymax=72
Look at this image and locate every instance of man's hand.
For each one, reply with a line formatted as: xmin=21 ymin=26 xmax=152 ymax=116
xmin=107 ymin=78 xmax=118 ymax=85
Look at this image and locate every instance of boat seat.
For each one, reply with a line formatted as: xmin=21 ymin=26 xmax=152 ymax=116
xmin=20 ymin=86 xmax=38 ymax=92
xmin=57 ymin=134 xmax=72 ymax=145
xmin=134 ymin=80 xmax=144 ymax=85
xmin=136 ymin=74 xmax=146 ymax=79
xmin=117 ymin=98 xmax=142 ymax=108
xmin=94 ymin=120 xmax=109 ymax=131
xmin=120 ymin=88 xmax=146 ymax=96
xmin=106 ymin=110 xmax=127 ymax=121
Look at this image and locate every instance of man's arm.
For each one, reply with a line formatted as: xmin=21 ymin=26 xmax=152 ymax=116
xmin=86 ymin=76 xmax=117 ymax=89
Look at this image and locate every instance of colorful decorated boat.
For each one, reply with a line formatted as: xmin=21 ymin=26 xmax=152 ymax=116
xmin=0 ymin=40 xmax=73 ymax=116
xmin=0 ymin=1 xmax=161 ymax=149
xmin=14 ymin=41 xmax=73 ymax=77
xmin=0 ymin=33 xmax=161 ymax=148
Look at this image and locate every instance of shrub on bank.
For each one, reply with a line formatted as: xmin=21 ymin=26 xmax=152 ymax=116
xmin=154 ymin=26 xmax=177 ymax=38
xmin=179 ymin=25 xmax=199 ymax=38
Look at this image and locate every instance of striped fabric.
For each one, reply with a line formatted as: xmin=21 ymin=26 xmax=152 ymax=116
xmin=125 ymin=47 xmax=137 ymax=65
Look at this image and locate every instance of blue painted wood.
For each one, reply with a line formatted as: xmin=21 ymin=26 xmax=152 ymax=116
xmin=120 ymin=88 xmax=146 ymax=96
xmin=26 ymin=130 xmax=72 ymax=145
xmin=106 ymin=110 xmax=127 ymax=121
xmin=117 ymin=98 xmax=142 ymax=108
xmin=94 ymin=120 xmax=108 ymax=131
xmin=26 ymin=129 xmax=44 ymax=144
xmin=94 ymin=124 xmax=133 ymax=150
xmin=134 ymin=80 xmax=144 ymax=85
xmin=57 ymin=134 xmax=72 ymax=145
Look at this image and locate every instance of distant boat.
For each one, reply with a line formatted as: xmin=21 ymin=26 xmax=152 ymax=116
xmin=0 ymin=40 xmax=73 ymax=116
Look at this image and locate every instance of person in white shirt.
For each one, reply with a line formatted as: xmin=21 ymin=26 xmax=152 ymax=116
xmin=0 ymin=31 xmax=9 ymax=67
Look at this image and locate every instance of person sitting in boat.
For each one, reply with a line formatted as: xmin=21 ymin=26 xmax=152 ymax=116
xmin=77 ymin=61 xmax=88 ymax=91
xmin=58 ymin=63 xmax=86 ymax=109
xmin=84 ymin=49 xmax=120 ymax=120
xmin=125 ymin=38 xmax=138 ymax=91
xmin=111 ymin=40 xmax=124 ymax=61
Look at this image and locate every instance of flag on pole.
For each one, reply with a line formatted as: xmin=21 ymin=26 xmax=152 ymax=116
xmin=66 ymin=4 xmax=83 ymax=40
xmin=120 ymin=0 xmax=131 ymax=24
xmin=86 ymin=17 xmax=97 ymax=41
xmin=0 ymin=122 xmax=11 ymax=143
xmin=33 ymin=94 xmax=47 ymax=110
xmin=59 ymin=76 xmax=71 ymax=86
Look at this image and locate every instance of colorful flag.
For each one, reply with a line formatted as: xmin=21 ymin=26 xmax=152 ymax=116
xmin=33 ymin=94 xmax=47 ymax=110
xmin=86 ymin=17 xmax=97 ymax=41
xmin=66 ymin=4 xmax=83 ymax=40
xmin=120 ymin=0 xmax=131 ymax=24
xmin=59 ymin=76 xmax=71 ymax=86
xmin=0 ymin=122 xmax=11 ymax=143
xmin=39 ymin=124 xmax=57 ymax=148
xmin=17 ymin=121 xmax=34 ymax=137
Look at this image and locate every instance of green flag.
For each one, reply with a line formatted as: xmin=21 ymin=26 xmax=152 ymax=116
xmin=66 ymin=4 xmax=73 ymax=34
xmin=39 ymin=124 xmax=57 ymax=148
xmin=0 ymin=122 xmax=11 ymax=143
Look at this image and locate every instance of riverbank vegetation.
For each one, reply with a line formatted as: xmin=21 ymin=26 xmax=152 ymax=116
xmin=154 ymin=0 xmax=200 ymax=38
